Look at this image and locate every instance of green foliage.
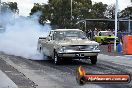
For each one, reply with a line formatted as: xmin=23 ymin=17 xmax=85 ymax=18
xmin=120 ymin=7 xmax=132 ymax=18
xmin=1 ymin=2 xmax=18 ymax=13
xmin=119 ymin=7 xmax=132 ymax=31
xmin=30 ymin=3 xmax=51 ymax=25
xmin=47 ymin=0 xmax=69 ymax=28
xmin=30 ymin=0 xmax=131 ymax=31
xmin=105 ymin=5 xmax=115 ymax=19
xmin=30 ymin=0 xmax=108 ymax=28
xmin=91 ymin=2 xmax=107 ymax=18
xmin=8 ymin=2 xmax=18 ymax=12
xmin=30 ymin=3 xmax=43 ymax=15
xmin=89 ymin=2 xmax=107 ymax=30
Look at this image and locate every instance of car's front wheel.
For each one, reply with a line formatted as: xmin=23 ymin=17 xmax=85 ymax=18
xmin=90 ymin=56 xmax=97 ymax=65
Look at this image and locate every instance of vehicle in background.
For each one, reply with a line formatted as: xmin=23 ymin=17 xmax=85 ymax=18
xmin=94 ymin=31 xmax=119 ymax=44
xmin=37 ymin=29 xmax=100 ymax=65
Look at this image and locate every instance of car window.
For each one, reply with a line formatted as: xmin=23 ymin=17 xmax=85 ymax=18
xmin=99 ymin=32 xmax=114 ymax=36
xmin=53 ymin=31 xmax=87 ymax=40
xmin=53 ymin=31 xmax=65 ymax=40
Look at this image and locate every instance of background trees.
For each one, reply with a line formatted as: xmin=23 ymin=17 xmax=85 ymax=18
xmin=0 ymin=1 xmax=131 ymax=32
xmin=30 ymin=0 xmax=107 ymax=29
xmin=30 ymin=0 xmax=132 ymax=31
xmin=1 ymin=2 xmax=18 ymax=13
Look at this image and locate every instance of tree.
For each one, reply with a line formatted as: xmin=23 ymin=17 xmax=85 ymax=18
xmin=72 ymin=0 xmax=92 ymax=20
xmin=8 ymin=2 xmax=18 ymax=13
xmin=105 ymin=5 xmax=115 ymax=19
xmin=30 ymin=3 xmax=49 ymax=25
xmin=91 ymin=2 xmax=107 ymax=18
xmin=30 ymin=0 xmax=108 ymax=29
xmin=120 ymin=7 xmax=132 ymax=18
xmin=103 ymin=5 xmax=115 ymax=29
xmin=1 ymin=2 xmax=18 ymax=14
xmin=30 ymin=3 xmax=43 ymax=15
xmin=90 ymin=2 xmax=107 ymax=29
xmin=30 ymin=0 xmax=93 ymax=28
xmin=48 ymin=0 xmax=72 ymax=28
xmin=119 ymin=6 xmax=132 ymax=31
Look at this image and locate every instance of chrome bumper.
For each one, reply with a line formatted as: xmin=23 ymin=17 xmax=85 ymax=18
xmin=57 ymin=50 xmax=100 ymax=58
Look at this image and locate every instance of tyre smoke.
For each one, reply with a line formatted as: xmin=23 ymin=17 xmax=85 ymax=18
xmin=0 ymin=11 xmax=51 ymax=60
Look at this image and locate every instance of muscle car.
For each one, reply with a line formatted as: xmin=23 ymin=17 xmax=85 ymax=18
xmin=94 ymin=31 xmax=119 ymax=44
xmin=37 ymin=29 xmax=100 ymax=65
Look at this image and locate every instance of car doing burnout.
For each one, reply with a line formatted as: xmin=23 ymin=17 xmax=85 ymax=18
xmin=37 ymin=29 xmax=100 ymax=65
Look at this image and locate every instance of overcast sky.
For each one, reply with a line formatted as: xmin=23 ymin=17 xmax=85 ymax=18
xmin=3 ymin=0 xmax=132 ymax=16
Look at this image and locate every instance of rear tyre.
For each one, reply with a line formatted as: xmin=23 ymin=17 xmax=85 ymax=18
xmin=40 ymin=47 xmax=45 ymax=59
xmin=90 ymin=56 xmax=97 ymax=65
xmin=37 ymin=44 xmax=41 ymax=53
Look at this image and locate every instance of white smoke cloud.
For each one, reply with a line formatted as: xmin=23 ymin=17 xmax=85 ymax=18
xmin=0 ymin=11 xmax=51 ymax=60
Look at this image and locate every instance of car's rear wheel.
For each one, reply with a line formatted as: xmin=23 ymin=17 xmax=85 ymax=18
xmin=90 ymin=56 xmax=97 ymax=65
xmin=54 ymin=51 xmax=60 ymax=65
xmin=39 ymin=47 xmax=46 ymax=59
xmin=37 ymin=44 xmax=41 ymax=53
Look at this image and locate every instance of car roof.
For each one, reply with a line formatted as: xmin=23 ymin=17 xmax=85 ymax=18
xmin=52 ymin=29 xmax=82 ymax=32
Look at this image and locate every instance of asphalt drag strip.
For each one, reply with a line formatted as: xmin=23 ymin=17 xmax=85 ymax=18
xmin=0 ymin=70 xmax=17 ymax=88
xmin=0 ymin=56 xmax=36 ymax=88
xmin=0 ymin=53 xmax=132 ymax=88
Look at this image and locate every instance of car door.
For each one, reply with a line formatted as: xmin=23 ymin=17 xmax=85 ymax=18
xmin=40 ymin=31 xmax=53 ymax=56
xmin=45 ymin=31 xmax=55 ymax=56
xmin=95 ymin=32 xmax=102 ymax=43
